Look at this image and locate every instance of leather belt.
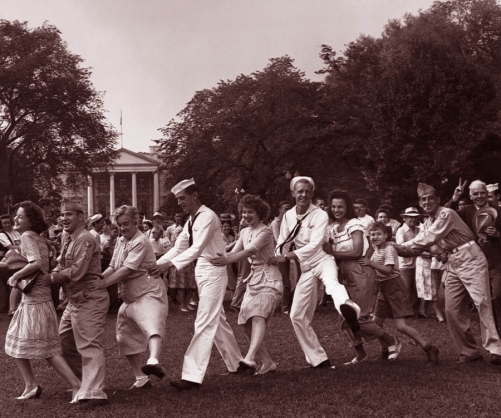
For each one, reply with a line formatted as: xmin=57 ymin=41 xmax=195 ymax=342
xmin=451 ymin=240 xmax=475 ymax=254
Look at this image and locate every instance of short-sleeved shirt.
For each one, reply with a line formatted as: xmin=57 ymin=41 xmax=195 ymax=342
xmin=110 ymin=229 xmax=159 ymax=304
xmin=358 ymin=214 xmax=375 ymax=236
xmin=20 ymin=231 xmax=51 ymax=303
xmin=165 ymin=224 xmax=183 ymax=243
xmin=0 ymin=230 xmax=21 ymax=248
xmin=328 ymin=218 xmax=369 ymax=256
xmin=395 ymin=224 xmax=419 ymax=269
xmin=150 ymin=237 xmax=172 ymax=257
xmin=89 ymin=229 xmax=102 ymax=250
xmin=54 ymin=226 xmax=102 ymax=283
xmin=233 ymin=225 xmax=275 ymax=266
xmin=371 ymin=242 xmax=401 ymax=281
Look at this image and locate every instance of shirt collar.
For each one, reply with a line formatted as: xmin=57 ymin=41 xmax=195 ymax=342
xmin=294 ymin=203 xmax=318 ymax=219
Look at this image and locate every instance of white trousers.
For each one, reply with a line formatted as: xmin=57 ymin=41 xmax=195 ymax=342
xmin=290 ymin=257 xmax=350 ymax=366
xmin=182 ymin=264 xmax=242 ymax=383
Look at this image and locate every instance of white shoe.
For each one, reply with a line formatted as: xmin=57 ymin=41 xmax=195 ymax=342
xmin=388 ymin=337 xmax=402 ymax=361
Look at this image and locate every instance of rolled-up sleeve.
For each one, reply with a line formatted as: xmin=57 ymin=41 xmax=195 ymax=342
xmin=404 ymin=214 xmax=454 ymax=251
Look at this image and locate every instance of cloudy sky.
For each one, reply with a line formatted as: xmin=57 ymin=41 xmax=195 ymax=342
xmin=3 ymin=0 xmax=436 ymax=152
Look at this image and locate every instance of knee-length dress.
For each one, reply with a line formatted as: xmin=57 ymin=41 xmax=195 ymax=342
xmin=236 ymin=225 xmax=283 ymax=325
xmin=111 ymin=229 xmax=168 ymax=356
xmin=5 ymin=231 xmax=60 ymax=359
xmin=329 ymin=219 xmax=384 ymax=343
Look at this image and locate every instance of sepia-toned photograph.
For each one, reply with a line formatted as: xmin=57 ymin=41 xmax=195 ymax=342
xmin=1 ymin=1 xmax=501 ymax=416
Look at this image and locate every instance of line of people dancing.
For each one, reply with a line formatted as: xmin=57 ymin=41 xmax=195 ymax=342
xmin=2 ymin=175 xmax=501 ymax=409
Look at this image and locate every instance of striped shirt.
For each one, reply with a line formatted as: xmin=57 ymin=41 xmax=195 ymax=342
xmin=371 ymin=242 xmax=401 ymax=282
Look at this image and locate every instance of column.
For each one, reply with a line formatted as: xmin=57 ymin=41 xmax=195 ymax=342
xmin=87 ymin=175 xmax=94 ymax=216
xmin=153 ymin=171 xmax=159 ymax=212
xmin=110 ymin=173 xmax=115 ymax=216
xmin=131 ymin=172 xmax=137 ymax=208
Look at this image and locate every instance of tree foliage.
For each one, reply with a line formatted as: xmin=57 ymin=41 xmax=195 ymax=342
xmin=318 ymin=0 xmax=501 ymax=207
xmin=158 ymin=56 xmax=368 ymax=213
xmin=0 ymin=20 xmax=117 ymax=209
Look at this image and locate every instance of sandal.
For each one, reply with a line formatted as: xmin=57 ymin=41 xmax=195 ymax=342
xmin=388 ymin=337 xmax=402 ymax=361
xmin=344 ymin=355 xmax=368 ymax=366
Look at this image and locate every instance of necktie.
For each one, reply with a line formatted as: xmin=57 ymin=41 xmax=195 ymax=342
xmin=60 ymin=235 xmax=72 ymax=267
xmin=188 ymin=213 xmax=200 ymax=247
xmin=277 ymin=212 xmax=310 ymax=254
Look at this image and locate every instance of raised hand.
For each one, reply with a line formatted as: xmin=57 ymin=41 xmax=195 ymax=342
xmin=452 ymin=177 xmax=468 ymax=202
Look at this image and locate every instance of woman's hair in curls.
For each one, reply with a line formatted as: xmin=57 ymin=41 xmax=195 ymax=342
xmin=326 ymin=190 xmax=357 ymax=221
xmin=114 ymin=205 xmax=140 ymax=225
xmin=16 ymin=201 xmax=49 ymax=234
xmin=238 ymin=194 xmax=271 ymax=222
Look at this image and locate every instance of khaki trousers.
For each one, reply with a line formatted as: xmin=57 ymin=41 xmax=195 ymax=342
xmin=444 ymin=245 xmax=501 ymax=359
xmin=59 ymin=279 xmax=109 ymax=400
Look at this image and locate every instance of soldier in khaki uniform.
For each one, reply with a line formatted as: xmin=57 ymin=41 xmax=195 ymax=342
xmin=396 ymin=183 xmax=501 ymax=365
xmin=40 ymin=199 xmax=109 ymax=409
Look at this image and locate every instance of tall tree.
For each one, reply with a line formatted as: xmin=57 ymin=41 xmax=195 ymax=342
xmin=0 ymin=20 xmax=117 ymax=209
xmin=319 ymin=0 xmax=501 ymax=207
xmin=158 ymin=56 xmax=367 ymax=212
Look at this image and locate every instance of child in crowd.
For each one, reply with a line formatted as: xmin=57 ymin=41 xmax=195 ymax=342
xmin=359 ymin=221 xmax=440 ymax=364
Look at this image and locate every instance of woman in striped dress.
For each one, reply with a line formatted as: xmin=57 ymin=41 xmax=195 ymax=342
xmin=6 ymin=201 xmax=80 ymax=400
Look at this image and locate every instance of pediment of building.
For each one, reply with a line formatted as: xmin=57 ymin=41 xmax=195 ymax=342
xmin=108 ymin=148 xmax=161 ymax=172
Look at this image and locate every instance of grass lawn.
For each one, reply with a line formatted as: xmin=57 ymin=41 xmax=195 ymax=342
xmin=0 ymin=294 xmax=500 ymax=418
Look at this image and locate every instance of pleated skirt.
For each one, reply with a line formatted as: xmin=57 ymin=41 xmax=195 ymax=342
xmin=5 ymin=300 xmax=61 ymax=359
xmin=238 ymin=266 xmax=283 ymax=325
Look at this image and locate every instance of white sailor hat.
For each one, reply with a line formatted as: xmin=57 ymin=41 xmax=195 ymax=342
xmin=290 ymin=176 xmax=315 ymax=191
xmin=487 ymin=183 xmax=499 ymax=193
xmin=171 ymin=178 xmax=196 ymax=195
xmin=88 ymin=213 xmax=103 ymax=224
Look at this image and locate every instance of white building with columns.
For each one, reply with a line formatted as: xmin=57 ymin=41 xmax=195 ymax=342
xmin=61 ymin=147 xmax=169 ymax=218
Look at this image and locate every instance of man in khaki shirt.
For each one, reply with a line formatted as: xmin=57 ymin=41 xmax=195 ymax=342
xmin=40 ymin=199 xmax=109 ymax=409
xmin=396 ymin=183 xmax=501 ymax=365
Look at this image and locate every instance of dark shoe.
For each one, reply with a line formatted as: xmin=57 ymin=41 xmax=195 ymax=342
xmin=454 ymin=354 xmax=483 ymax=364
xmin=425 ymin=345 xmax=440 ymax=365
xmin=16 ymin=385 xmax=42 ymax=400
xmin=76 ymin=398 xmax=109 ymax=410
xmin=170 ymin=379 xmax=200 ymax=391
xmin=312 ymin=359 xmax=332 ymax=369
xmin=380 ymin=350 xmax=389 ymax=361
xmin=490 ymin=353 xmax=501 ymax=365
xmin=340 ymin=302 xmax=360 ymax=334
xmin=229 ymin=365 xmax=245 ymax=375
xmin=141 ymin=364 xmax=165 ymax=378
xmin=128 ymin=380 xmax=152 ymax=390
xmin=238 ymin=359 xmax=257 ymax=375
